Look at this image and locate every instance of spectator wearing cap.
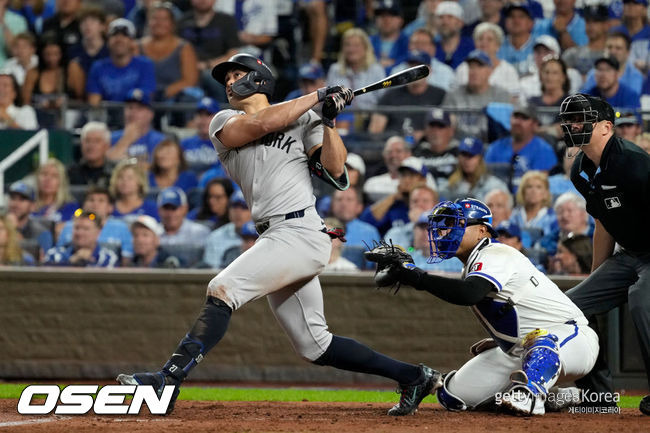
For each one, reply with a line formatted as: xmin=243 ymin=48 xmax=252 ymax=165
xmin=580 ymin=31 xmax=643 ymax=96
xmin=345 ymin=152 xmax=366 ymax=190
xmin=498 ymin=2 xmax=547 ymax=77
xmin=86 ymin=18 xmax=156 ymax=106
xmin=442 ymin=49 xmax=512 ymax=141
xmin=284 ymin=62 xmax=326 ymax=101
xmin=585 ymin=55 xmax=641 ymax=111
xmin=203 ymin=190 xmax=253 ymax=268
xmin=67 ymin=121 xmax=115 ymax=188
xmin=157 ymin=186 xmax=210 ymax=249
xmin=384 ymin=184 xmax=439 ymax=250
xmin=548 ymin=233 xmax=593 ymax=275
xmin=43 ymin=209 xmax=119 ymax=268
xmin=42 ymin=0 xmax=80 ymax=66
xmin=370 ymin=0 xmax=409 ymax=73
xmin=391 ymin=28 xmax=456 ymax=92
xmin=616 ymin=111 xmax=643 ymax=141
xmin=220 ymin=219 xmax=260 ymax=267
xmin=363 ymin=136 xmax=412 ymax=203
xmin=413 ymin=108 xmax=459 ymax=181
xmin=485 ymin=105 xmax=557 ymax=193
xmin=0 ymin=73 xmax=37 ymax=129
xmin=6 ymin=181 xmax=54 ymax=261
xmin=177 ymin=0 xmax=241 ymax=101
xmin=66 ymin=8 xmax=110 ymax=101
xmin=561 ymin=4 xmax=609 ymax=77
xmin=360 ymin=156 xmax=436 ymax=236
xmin=535 ymin=0 xmax=587 ymax=50
xmin=454 ymin=22 xmax=520 ymax=99
xmin=434 ymin=1 xmax=475 ymax=69
xmin=181 ymin=97 xmax=225 ymax=174
xmin=610 ymin=0 xmax=650 ymax=70
xmin=106 ymin=88 xmax=166 ymax=164
xmin=368 ymin=50 xmax=446 ymax=139
xmin=519 ymin=35 xmax=583 ymax=100
xmin=149 ymin=137 xmax=199 ymax=192
xmin=495 ymin=220 xmax=546 ymax=271
xmin=438 ymin=136 xmax=507 ymax=201
xmin=409 ymin=210 xmax=464 ymax=272
xmin=130 ymin=214 xmax=183 ymax=268
xmin=56 ymin=186 xmax=134 ymax=265
xmin=536 ymin=191 xmax=592 ymax=256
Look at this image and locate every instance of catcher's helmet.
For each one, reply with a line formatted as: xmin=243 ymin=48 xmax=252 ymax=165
xmin=211 ymin=54 xmax=275 ymax=98
xmin=427 ymin=198 xmax=498 ymax=263
xmin=559 ymin=93 xmax=615 ymax=147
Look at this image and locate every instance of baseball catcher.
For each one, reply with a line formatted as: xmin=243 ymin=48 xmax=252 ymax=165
xmin=366 ymin=198 xmax=599 ymax=415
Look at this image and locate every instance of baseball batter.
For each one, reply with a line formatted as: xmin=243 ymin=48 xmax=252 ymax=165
xmin=117 ymin=54 xmax=438 ymax=416
xmin=366 ymin=198 xmax=600 ymax=415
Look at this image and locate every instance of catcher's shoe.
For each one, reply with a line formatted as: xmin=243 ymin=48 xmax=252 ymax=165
xmin=387 ymin=364 xmax=441 ymax=416
xmin=545 ymin=386 xmax=581 ymax=412
xmin=497 ymin=371 xmax=545 ymax=416
xmin=640 ymin=395 xmax=650 ymax=415
xmin=116 ymin=372 xmax=180 ymax=415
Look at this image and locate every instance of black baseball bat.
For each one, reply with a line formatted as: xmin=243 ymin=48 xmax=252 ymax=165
xmin=353 ymin=64 xmax=429 ymax=96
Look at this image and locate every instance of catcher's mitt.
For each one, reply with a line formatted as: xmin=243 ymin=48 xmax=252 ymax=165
xmin=364 ymin=240 xmax=415 ymax=293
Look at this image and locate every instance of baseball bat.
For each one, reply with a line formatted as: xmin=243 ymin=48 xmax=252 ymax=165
xmin=353 ymin=64 xmax=429 ymax=96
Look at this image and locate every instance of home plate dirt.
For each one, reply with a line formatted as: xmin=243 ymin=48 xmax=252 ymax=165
xmin=0 ymin=399 xmax=646 ymax=432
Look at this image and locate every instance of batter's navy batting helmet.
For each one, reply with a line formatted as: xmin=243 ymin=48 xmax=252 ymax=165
xmin=559 ymin=93 xmax=615 ymax=147
xmin=427 ymin=198 xmax=498 ymax=263
xmin=211 ymin=54 xmax=275 ymax=98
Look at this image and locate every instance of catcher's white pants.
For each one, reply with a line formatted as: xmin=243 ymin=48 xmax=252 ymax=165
xmin=207 ymin=207 xmax=334 ymax=361
xmin=448 ymin=323 xmax=600 ymax=408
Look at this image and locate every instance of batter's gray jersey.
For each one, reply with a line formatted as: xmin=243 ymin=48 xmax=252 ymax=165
xmin=209 ymin=109 xmax=323 ymax=222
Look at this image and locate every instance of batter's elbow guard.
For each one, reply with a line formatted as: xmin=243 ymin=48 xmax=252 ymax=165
xmin=436 ymin=371 xmax=469 ymax=411
xmin=308 ymin=146 xmax=350 ymax=191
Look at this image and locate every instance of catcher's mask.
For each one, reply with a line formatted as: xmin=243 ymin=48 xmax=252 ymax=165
xmin=427 ymin=198 xmax=498 ymax=263
xmin=559 ymin=93 xmax=615 ymax=148
xmin=211 ymin=53 xmax=275 ymax=98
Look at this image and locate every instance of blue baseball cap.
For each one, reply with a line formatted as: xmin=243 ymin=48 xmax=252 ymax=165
xmin=428 ymin=108 xmax=451 ymax=126
xmin=229 ymin=190 xmax=248 ymax=209
xmin=9 ymin=181 xmax=35 ymax=201
xmin=406 ymin=50 xmax=432 ymax=66
xmin=466 ymin=49 xmax=492 ymax=67
xmin=125 ymin=88 xmax=151 ymax=107
xmin=504 ymin=2 xmax=534 ymax=19
xmin=374 ymin=0 xmax=402 ymax=15
xmin=496 ymin=220 xmax=522 ymax=240
xmin=623 ymin=0 xmax=648 ymax=6
xmin=298 ymin=63 xmax=324 ymax=81
xmin=157 ymin=186 xmax=187 ymax=208
xmin=240 ymin=220 xmax=258 ymax=238
xmin=197 ymin=97 xmax=220 ymax=114
xmin=459 ymin=137 xmax=484 ymax=156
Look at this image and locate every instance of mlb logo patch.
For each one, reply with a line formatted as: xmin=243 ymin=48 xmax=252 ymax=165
xmin=604 ymin=197 xmax=621 ymax=209
xmin=472 ymin=262 xmax=482 ymax=271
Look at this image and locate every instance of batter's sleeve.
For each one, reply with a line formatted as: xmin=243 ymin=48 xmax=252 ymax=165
xmin=209 ymin=109 xmax=242 ymax=154
xmin=302 ymin=110 xmax=325 ymax=154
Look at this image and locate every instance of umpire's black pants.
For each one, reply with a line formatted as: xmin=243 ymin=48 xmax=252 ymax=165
xmin=566 ymin=249 xmax=650 ymax=392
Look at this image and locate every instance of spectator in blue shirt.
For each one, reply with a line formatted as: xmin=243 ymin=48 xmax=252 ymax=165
xmin=86 ymin=18 xmax=155 ymax=106
xmin=149 ymin=138 xmax=198 ymax=193
xmin=44 ymin=209 xmax=119 ymax=268
xmin=370 ymin=0 xmax=409 ymax=73
xmin=508 ymin=170 xmax=557 ymax=247
xmin=535 ymin=0 xmax=587 ymax=51
xmin=330 ymin=186 xmax=381 ymax=249
xmin=130 ymin=214 xmax=182 ymax=268
xmin=498 ymin=2 xmax=544 ymax=76
xmin=109 ymin=158 xmax=159 ymax=224
xmin=435 ymin=1 xmax=475 ymax=69
xmin=484 ymin=105 xmax=558 ymax=193
xmin=536 ymin=191 xmax=593 ymax=256
xmin=56 ymin=186 xmax=134 ymax=265
xmin=384 ymin=184 xmax=439 ymax=248
xmin=106 ymin=88 xmax=166 ymax=164
xmin=182 ymin=97 xmax=223 ymax=174
xmin=585 ymin=56 xmax=641 ymax=112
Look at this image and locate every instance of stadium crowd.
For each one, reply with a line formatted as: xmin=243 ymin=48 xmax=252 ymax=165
xmin=1 ymin=0 xmax=650 ymax=274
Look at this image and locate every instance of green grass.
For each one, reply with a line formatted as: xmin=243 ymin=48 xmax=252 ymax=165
xmin=0 ymin=384 xmax=642 ymax=409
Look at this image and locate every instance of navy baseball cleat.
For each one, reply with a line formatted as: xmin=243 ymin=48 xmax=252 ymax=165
xmin=640 ymin=395 xmax=650 ymax=415
xmin=116 ymin=372 xmax=180 ymax=415
xmin=388 ymin=364 xmax=441 ymax=416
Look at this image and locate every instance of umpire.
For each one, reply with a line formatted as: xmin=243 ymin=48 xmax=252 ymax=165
xmin=559 ymin=93 xmax=650 ymax=415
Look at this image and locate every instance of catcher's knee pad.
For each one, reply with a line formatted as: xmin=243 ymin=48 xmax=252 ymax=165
xmin=436 ymin=371 xmax=468 ymax=411
xmin=520 ymin=329 xmax=560 ymax=394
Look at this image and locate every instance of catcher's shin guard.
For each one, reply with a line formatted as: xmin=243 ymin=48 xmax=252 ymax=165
xmin=436 ymin=371 xmax=468 ymax=411
xmin=520 ymin=330 xmax=561 ymax=396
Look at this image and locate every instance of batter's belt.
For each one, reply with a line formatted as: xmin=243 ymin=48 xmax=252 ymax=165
xmin=255 ymin=209 xmax=306 ymax=235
